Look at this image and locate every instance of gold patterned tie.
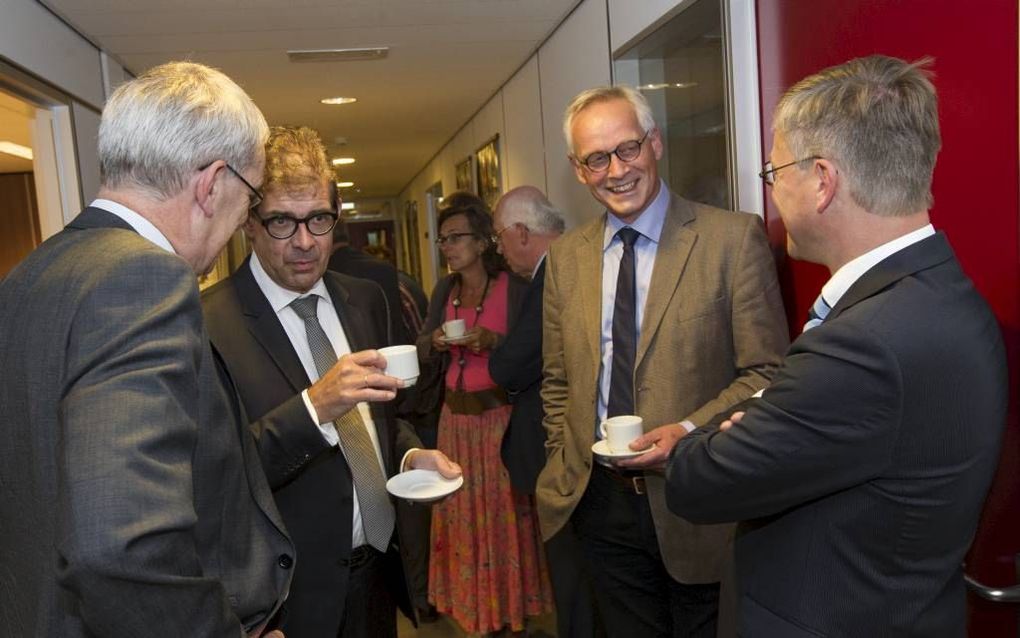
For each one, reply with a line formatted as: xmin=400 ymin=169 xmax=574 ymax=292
xmin=290 ymin=295 xmax=395 ymax=552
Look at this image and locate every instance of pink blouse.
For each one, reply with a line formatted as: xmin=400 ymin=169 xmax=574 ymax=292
xmin=443 ymin=271 xmax=509 ymax=392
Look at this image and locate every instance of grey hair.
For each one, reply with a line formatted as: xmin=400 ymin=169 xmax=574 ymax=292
xmin=563 ymin=85 xmax=656 ymax=153
xmin=773 ymin=54 xmax=941 ymax=216
xmin=499 ymin=188 xmax=566 ymax=235
xmin=99 ymin=61 xmax=269 ymax=199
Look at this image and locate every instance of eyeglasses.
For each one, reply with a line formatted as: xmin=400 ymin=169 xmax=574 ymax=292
xmin=254 ymin=211 xmax=339 ymax=240
xmin=758 ymin=156 xmax=821 ymax=186
xmin=435 ymin=232 xmax=476 ymax=246
xmin=491 ymin=223 xmax=524 ymax=244
xmin=576 ymin=130 xmax=651 ymax=172
xmin=223 ymin=163 xmax=265 ymax=210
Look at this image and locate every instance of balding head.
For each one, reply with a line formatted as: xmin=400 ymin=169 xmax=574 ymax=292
xmin=493 ymin=185 xmax=565 ymax=278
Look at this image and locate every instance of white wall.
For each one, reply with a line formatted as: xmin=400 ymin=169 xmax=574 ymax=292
xmin=72 ymin=102 xmax=101 ymax=202
xmin=502 ymin=56 xmax=546 ymax=193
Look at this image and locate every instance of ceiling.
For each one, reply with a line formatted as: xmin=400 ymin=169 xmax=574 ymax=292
xmin=41 ymin=0 xmax=580 ymax=199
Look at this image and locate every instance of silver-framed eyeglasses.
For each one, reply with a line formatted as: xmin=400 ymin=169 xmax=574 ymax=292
xmin=758 ymin=156 xmax=821 ymax=186
xmin=254 ymin=211 xmax=339 ymax=240
xmin=435 ymin=232 xmax=476 ymax=246
xmin=576 ymin=130 xmax=651 ymax=172
xmin=491 ymin=223 xmax=524 ymax=244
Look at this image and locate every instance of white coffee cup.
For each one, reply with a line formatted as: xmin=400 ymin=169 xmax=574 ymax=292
xmin=599 ymin=415 xmax=643 ymax=453
xmin=442 ymin=319 xmax=466 ymax=339
xmin=379 ymin=345 xmax=420 ymax=386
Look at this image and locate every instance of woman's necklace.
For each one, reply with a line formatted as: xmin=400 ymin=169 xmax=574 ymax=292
xmin=451 ymin=274 xmax=491 ymax=389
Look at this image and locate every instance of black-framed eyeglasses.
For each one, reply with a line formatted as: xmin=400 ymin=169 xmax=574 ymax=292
xmin=435 ymin=232 xmax=476 ymax=246
xmin=253 ymin=211 xmax=339 ymax=240
xmin=200 ymin=161 xmax=264 ymax=210
xmin=758 ymin=156 xmax=821 ymax=186
xmin=576 ymin=130 xmax=651 ymax=172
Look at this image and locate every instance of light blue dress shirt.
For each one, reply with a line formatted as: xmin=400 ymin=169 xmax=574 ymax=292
xmin=597 ymin=180 xmax=670 ymax=425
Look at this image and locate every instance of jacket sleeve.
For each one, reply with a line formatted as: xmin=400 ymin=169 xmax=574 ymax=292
xmin=57 ymin=251 xmax=245 ymax=637
xmin=667 ymin=320 xmax=900 ymax=524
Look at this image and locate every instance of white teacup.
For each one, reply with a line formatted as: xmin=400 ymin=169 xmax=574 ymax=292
xmin=378 ymin=345 xmax=420 ymax=386
xmin=442 ymin=319 xmax=466 ymax=339
xmin=599 ymin=415 xmax=644 ymax=453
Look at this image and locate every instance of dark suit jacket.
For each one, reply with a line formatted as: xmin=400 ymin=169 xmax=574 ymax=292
xmin=489 ymin=260 xmax=547 ymax=493
xmin=667 ymin=233 xmax=1008 ymax=636
xmin=202 ymin=258 xmax=419 ymax=638
xmin=328 ymin=245 xmax=408 ymax=344
xmin=0 ymin=208 xmax=293 ymax=637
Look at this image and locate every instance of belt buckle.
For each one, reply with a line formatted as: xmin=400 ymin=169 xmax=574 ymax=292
xmin=632 ymin=476 xmax=646 ymax=495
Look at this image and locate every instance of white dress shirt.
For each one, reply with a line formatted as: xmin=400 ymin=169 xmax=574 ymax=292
xmin=91 ymin=199 xmax=176 ymax=254
xmin=249 ymin=251 xmax=386 ymax=549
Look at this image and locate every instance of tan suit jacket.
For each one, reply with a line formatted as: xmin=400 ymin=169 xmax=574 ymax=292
xmin=537 ymin=191 xmax=789 ymax=584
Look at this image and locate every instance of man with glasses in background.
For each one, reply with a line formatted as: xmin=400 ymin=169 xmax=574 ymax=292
xmin=0 ymin=62 xmax=294 ymax=637
xmin=202 ymin=126 xmax=460 ymax=638
xmin=536 ymin=85 xmax=789 ymax=637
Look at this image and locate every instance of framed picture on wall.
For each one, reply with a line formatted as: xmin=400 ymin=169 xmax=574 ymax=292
xmin=475 ymin=135 xmax=501 ymax=210
xmin=455 ymin=156 xmax=474 ymax=193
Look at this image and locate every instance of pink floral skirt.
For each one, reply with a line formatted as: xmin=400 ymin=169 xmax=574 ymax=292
xmin=428 ymin=402 xmax=553 ymax=633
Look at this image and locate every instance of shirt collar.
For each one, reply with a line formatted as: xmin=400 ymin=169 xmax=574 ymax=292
xmin=603 ymin=179 xmax=670 ymax=249
xmin=821 ymin=224 xmax=935 ymax=307
xmin=249 ymin=249 xmax=329 ymax=313
xmin=90 ymin=198 xmax=176 ymax=254
xmin=532 ymin=253 xmax=547 ymax=280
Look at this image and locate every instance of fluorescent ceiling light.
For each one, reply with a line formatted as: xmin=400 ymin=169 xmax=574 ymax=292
xmin=0 ymin=141 xmax=33 ymax=160
xmin=340 ymin=202 xmax=356 ymax=210
xmin=332 ymin=157 xmax=356 ymax=166
xmin=640 ymin=82 xmax=698 ymax=91
xmin=288 ymin=47 xmax=389 ymax=63
xmin=321 ymin=97 xmax=357 ymax=105
xmin=336 ymin=181 xmax=355 ymax=188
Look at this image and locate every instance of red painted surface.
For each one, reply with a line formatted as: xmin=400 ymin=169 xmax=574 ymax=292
xmin=755 ymin=1 xmax=1019 ymax=634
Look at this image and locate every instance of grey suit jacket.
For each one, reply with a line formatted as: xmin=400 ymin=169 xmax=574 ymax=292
xmin=0 ymin=208 xmax=293 ymax=637
xmin=202 ymin=258 xmax=421 ymax=637
xmin=667 ymin=233 xmax=1008 ymax=636
xmin=537 ymin=191 xmax=789 ymax=584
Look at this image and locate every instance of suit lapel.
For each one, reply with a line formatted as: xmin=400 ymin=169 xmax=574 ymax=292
xmin=827 ymin=233 xmax=953 ymax=322
xmin=578 ymin=218 xmax=607 ymax=365
xmin=636 ymin=194 xmax=696 ymax=369
xmin=233 ymin=259 xmax=311 ymax=392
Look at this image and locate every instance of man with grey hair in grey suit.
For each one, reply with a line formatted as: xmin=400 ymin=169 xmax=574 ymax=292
xmin=0 ymin=62 xmax=294 ymax=637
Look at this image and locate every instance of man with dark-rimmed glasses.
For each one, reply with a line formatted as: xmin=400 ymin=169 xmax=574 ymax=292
xmin=202 ymin=125 xmax=460 ymax=638
xmin=536 ymin=85 xmax=789 ymax=637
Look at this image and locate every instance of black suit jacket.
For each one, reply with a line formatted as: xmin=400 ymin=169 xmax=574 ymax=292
xmin=489 ymin=260 xmax=547 ymax=493
xmin=202 ymin=258 xmax=419 ymax=638
xmin=667 ymin=233 xmax=1008 ymax=636
xmin=328 ymin=245 xmax=408 ymax=344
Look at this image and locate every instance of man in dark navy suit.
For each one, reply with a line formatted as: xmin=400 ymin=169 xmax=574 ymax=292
xmin=667 ymin=55 xmax=1008 ymax=637
xmin=489 ymin=186 xmax=600 ymax=638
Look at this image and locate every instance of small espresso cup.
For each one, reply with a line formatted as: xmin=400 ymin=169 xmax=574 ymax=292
xmin=599 ymin=415 xmax=644 ymax=453
xmin=378 ymin=345 xmax=420 ymax=386
xmin=443 ymin=319 xmax=466 ymax=339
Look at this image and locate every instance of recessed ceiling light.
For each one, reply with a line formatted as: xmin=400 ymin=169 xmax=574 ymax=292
xmin=340 ymin=202 xmax=355 ymax=210
xmin=336 ymin=181 xmax=355 ymax=188
xmin=287 ymin=47 xmax=389 ymax=63
xmin=320 ymin=97 xmax=357 ymax=105
xmin=0 ymin=141 xmax=33 ymax=160
xmin=332 ymin=157 xmax=356 ymax=166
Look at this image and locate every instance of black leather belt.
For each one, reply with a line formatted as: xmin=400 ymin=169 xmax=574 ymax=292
xmin=595 ymin=464 xmax=646 ymax=495
xmin=339 ymin=545 xmax=380 ymax=569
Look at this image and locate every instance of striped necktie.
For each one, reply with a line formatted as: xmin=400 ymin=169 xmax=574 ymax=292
xmin=290 ymin=295 xmax=395 ymax=552
xmin=802 ymin=293 xmax=832 ymax=333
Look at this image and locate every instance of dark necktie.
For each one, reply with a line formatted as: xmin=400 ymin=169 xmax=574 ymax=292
xmin=802 ymin=293 xmax=832 ymax=333
xmin=608 ymin=227 xmax=641 ymax=417
xmin=290 ymin=295 xmax=395 ymax=552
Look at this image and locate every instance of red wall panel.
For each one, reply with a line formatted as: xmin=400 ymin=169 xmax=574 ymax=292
xmin=756 ymin=1 xmax=1019 ymax=634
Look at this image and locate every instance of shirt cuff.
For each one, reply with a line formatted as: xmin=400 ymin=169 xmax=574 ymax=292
xmin=399 ymin=448 xmax=419 ymax=472
xmin=680 ymin=419 xmax=696 ymax=433
xmin=302 ymin=389 xmax=339 ymax=446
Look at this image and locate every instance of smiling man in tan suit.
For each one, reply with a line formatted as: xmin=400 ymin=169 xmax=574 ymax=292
xmin=536 ymin=85 xmax=789 ymax=637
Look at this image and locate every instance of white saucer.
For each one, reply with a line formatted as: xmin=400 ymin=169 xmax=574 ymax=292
xmin=439 ymin=335 xmax=469 ymax=344
xmin=591 ymin=439 xmax=655 ymax=459
xmin=399 ymin=376 xmax=418 ymax=388
xmin=386 ymin=469 xmax=464 ymax=503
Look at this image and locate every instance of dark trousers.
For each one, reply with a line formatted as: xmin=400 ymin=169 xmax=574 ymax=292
xmin=338 ymin=547 xmax=398 ymax=638
xmin=546 ymin=520 xmax=604 ymax=638
xmin=572 ymin=465 xmax=720 ymax=638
